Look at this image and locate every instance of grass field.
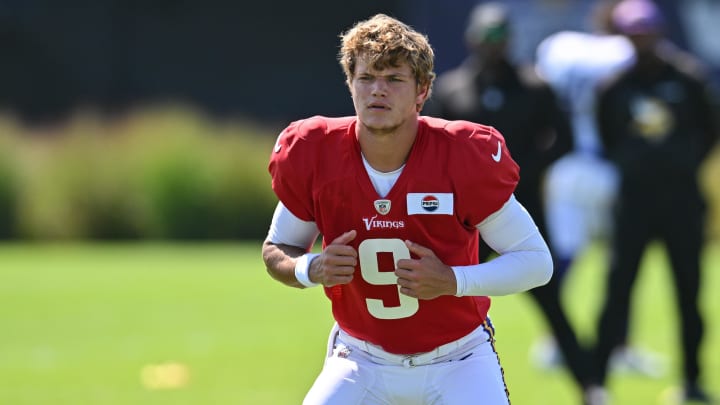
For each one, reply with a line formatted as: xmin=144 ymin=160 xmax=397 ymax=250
xmin=0 ymin=241 xmax=718 ymax=404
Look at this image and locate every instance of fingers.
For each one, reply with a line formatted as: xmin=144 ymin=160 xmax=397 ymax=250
xmin=396 ymin=276 xmax=417 ymax=297
xmin=395 ymin=241 xmax=453 ymax=299
xmin=317 ymin=230 xmax=358 ymax=287
xmin=325 ymin=230 xmax=358 ymax=262
xmin=404 ymin=240 xmax=434 ymax=258
xmin=323 ymin=230 xmax=357 ymax=258
xmin=396 ymin=240 xmax=435 ymax=270
xmin=331 ymin=230 xmax=357 ymax=245
xmin=321 ymin=250 xmax=357 ymax=268
xmin=323 ymin=271 xmax=354 ymax=287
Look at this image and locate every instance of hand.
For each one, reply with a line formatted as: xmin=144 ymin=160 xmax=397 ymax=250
xmin=395 ymin=240 xmax=457 ymax=300
xmin=309 ymin=230 xmax=358 ymax=287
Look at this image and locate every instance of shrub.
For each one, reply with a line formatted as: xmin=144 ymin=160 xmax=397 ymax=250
xmin=7 ymin=105 xmax=718 ymax=241
xmin=0 ymin=151 xmax=19 ymax=239
xmin=0 ymin=117 xmax=23 ymax=239
xmin=13 ymin=106 xmax=277 ymax=240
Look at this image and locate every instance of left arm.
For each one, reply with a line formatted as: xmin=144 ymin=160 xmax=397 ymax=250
xmin=395 ymin=195 xmax=553 ymax=298
xmin=455 ymin=194 xmax=553 ymax=296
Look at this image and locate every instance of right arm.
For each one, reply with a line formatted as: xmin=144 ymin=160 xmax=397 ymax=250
xmin=262 ymin=202 xmax=319 ymax=288
xmin=262 ymin=202 xmax=358 ymax=288
xmin=262 ymin=241 xmax=313 ymax=288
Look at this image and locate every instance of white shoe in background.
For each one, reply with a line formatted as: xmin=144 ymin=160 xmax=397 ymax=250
xmin=529 ymin=337 xmax=667 ymax=378
xmin=529 ymin=335 xmax=564 ymax=371
xmin=584 ymin=385 xmax=610 ymax=405
xmin=609 ymin=345 xmax=667 ymax=378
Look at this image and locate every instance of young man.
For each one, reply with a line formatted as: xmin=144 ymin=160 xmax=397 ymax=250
xmin=262 ymin=14 xmax=552 ymax=404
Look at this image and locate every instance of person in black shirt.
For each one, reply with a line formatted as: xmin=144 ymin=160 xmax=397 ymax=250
xmin=426 ymin=2 xmax=594 ymax=401
xmin=587 ymin=0 xmax=719 ymax=403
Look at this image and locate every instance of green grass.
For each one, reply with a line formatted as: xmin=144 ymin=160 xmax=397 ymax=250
xmin=0 ymin=241 xmax=718 ymax=404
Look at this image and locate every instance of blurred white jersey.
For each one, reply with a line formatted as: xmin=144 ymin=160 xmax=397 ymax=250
xmin=543 ymin=154 xmax=619 ymax=258
xmin=536 ymin=32 xmax=635 ymax=257
xmin=536 ymin=31 xmax=635 ymax=156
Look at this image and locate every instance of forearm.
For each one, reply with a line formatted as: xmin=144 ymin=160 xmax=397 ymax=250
xmin=263 ymin=202 xmax=321 ymax=288
xmin=453 ymin=233 xmax=552 ymax=296
xmin=453 ymin=194 xmax=553 ymax=296
xmin=261 ymin=240 xmax=310 ymax=288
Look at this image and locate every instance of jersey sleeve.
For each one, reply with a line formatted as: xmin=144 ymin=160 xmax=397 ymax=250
xmin=450 ymin=123 xmax=520 ymax=227
xmin=267 ymin=119 xmax=322 ymax=222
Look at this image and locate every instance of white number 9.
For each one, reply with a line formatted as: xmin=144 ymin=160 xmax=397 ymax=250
xmin=358 ymin=238 xmax=419 ymax=319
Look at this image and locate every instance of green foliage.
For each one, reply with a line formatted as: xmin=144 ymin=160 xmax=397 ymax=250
xmin=701 ymin=145 xmax=720 ymax=238
xmin=2 ymin=106 xmax=278 ymax=240
xmin=131 ymin=113 xmax=277 ymax=239
xmin=0 ymin=127 xmax=20 ymax=239
xmin=3 ymin=105 xmax=719 ymax=241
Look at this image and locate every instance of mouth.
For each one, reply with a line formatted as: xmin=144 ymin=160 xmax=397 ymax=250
xmin=368 ymin=102 xmax=390 ymax=111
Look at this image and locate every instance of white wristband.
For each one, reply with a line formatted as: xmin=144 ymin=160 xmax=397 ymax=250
xmin=294 ymin=253 xmax=321 ymax=288
xmin=452 ymin=267 xmax=467 ymax=297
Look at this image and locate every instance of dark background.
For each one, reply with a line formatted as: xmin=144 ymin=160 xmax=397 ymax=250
xmin=0 ymin=0 xmax=716 ymax=126
xmin=0 ymin=0 xmax=405 ymax=124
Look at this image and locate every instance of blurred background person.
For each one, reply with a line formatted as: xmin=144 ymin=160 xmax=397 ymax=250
xmin=535 ymin=0 xmax=668 ymax=379
xmin=587 ymin=0 xmax=719 ymax=402
xmin=425 ymin=3 xmax=596 ymax=400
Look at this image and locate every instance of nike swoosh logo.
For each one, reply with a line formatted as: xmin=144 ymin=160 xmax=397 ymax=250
xmin=491 ymin=141 xmax=502 ymax=162
xmin=274 ymin=137 xmax=282 ymax=153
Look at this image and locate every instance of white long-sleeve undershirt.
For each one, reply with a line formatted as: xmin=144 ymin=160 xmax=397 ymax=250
xmin=266 ymin=194 xmax=552 ymax=297
xmin=453 ymin=195 xmax=552 ymax=296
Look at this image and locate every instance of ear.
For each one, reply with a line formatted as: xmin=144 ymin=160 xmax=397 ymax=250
xmin=417 ymin=83 xmax=430 ymax=102
xmin=415 ymin=83 xmax=430 ymax=112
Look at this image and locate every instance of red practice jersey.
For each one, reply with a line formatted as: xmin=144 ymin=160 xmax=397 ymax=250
xmin=269 ymin=116 xmax=519 ymax=354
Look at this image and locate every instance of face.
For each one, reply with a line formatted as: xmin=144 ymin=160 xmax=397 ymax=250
xmin=473 ymin=39 xmax=508 ymax=63
xmin=628 ymin=32 xmax=661 ymax=57
xmin=349 ymin=58 xmax=428 ymax=136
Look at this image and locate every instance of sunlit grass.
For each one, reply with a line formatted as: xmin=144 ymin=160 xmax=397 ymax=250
xmin=0 ymin=241 xmax=717 ymax=404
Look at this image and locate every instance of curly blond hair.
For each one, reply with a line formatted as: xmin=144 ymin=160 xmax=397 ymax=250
xmin=338 ymin=14 xmax=436 ymax=99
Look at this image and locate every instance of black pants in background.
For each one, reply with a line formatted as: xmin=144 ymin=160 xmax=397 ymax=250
xmin=592 ymin=191 xmax=706 ymax=386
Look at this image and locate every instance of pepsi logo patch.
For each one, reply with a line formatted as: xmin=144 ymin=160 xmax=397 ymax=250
xmin=407 ymin=193 xmax=453 ymax=215
xmin=421 ymin=195 xmax=439 ymax=212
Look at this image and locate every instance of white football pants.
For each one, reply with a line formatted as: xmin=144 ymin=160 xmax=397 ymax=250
xmin=303 ymin=320 xmax=510 ymax=405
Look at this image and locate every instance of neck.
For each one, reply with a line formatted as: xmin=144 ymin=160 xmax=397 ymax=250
xmin=357 ymin=117 xmax=419 ymax=172
xmin=470 ymin=55 xmax=505 ymax=81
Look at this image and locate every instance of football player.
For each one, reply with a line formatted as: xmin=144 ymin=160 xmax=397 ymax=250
xmin=262 ymin=14 xmax=553 ymax=404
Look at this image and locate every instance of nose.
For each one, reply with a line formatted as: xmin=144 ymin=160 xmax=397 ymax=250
xmin=371 ymin=78 xmax=388 ymax=97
